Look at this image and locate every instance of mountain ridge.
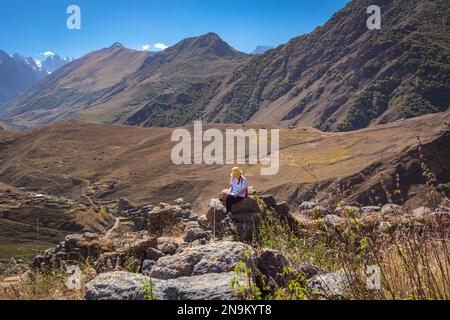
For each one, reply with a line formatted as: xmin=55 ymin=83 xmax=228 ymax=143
xmin=1 ymin=0 xmax=449 ymax=131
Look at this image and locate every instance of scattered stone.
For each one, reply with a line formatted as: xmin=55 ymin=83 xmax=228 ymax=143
xmin=117 ymin=198 xmax=133 ymax=212
xmin=299 ymin=201 xmax=316 ymax=211
xmin=128 ymin=238 xmax=158 ymax=255
xmin=431 ymin=209 xmax=449 ymax=217
xmin=304 ymin=206 xmax=329 ymax=218
xmin=334 ymin=206 xmax=361 ymax=217
xmin=64 ymin=234 xmax=83 ymax=252
xmin=83 ymin=232 xmax=99 ymax=241
xmin=141 ymin=260 xmax=156 ymax=276
xmin=298 ymin=265 xmax=323 ymax=279
xmin=412 ymin=207 xmax=432 ymax=217
xmin=378 ymin=221 xmax=393 ymax=233
xmin=174 ymin=198 xmax=185 ymax=205
xmin=274 ymin=202 xmax=290 ymax=215
xmin=307 ymin=272 xmax=350 ymax=299
xmin=381 ymin=204 xmax=403 ymax=215
xmin=197 ymin=215 xmax=209 ymax=227
xmin=96 ymin=251 xmax=127 ymax=273
xmin=256 ymin=249 xmax=290 ymax=287
xmin=183 ymin=221 xmax=211 ymax=243
xmin=145 ymin=247 xmax=163 ymax=261
xmin=361 ymin=206 xmax=381 ymax=215
xmin=260 ymin=195 xmax=277 ymax=208
xmin=148 ymin=204 xmax=189 ymax=235
xmin=322 ymin=215 xmax=343 ymax=228
xmin=157 ymin=237 xmax=179 ymax=255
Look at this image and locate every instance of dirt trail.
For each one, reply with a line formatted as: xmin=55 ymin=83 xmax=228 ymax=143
xmin=105 ymin=218 xmax=120 ymax=239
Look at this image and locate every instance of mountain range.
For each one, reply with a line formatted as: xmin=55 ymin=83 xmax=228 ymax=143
xmin=0 ymin=51 xmax=72 ymax=107
xmin=0 ymin=0 xmax=448 ymax=131
xmin=251 ymin=46 xmax=274 ymax=55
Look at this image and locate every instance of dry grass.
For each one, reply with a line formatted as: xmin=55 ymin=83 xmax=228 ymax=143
xmin=0 ymin=265 xmax=96 ymax=300
xmin=252 ymin=208 xmax=450 ymax=300
xmin=378 ymin=236 xmax=449 ymax=299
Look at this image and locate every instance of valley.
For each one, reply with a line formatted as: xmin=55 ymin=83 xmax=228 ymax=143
xmin=0 ymin=110 xmax=448 ymax=222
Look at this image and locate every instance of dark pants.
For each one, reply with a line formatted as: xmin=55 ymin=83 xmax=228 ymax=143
xmin=226 ymin=195 xmax=244 ymax=213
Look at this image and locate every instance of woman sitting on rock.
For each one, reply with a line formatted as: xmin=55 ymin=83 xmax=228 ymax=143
xmin=225 ymin=167 xmax=248 ymax=215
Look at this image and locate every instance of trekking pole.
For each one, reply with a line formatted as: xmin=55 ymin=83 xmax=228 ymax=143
xmin=213 ymin=207 xmax=216 ymax=241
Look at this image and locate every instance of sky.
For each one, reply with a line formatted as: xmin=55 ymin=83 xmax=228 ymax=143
xmin=0 ymin=0 xmax=350 ymax=59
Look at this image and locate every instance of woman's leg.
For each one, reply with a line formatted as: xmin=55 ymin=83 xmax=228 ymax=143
xmin=226 ymin=195 xmax=244 ymax=213
xmin=226 ymin=195 xmax=234 ymax=213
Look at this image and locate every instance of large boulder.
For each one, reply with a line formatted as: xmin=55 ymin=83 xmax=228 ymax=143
xmin=64 ymin=234 xmax=83 ymax=252
xmin=96 ymin=251 xmax=127 ymax=273
xmin=230 ymin=212 xmax=259 ymax=223
xmin=183 ymin=221 xmax=211 ymax=243
xmin=307 ymin=272 xmax=350 ymax=299
xmin=145 ymin=247 xmax=163 ymax=261
xmin=381 ymin=204 xmax=403 ymax=215
xmin=148 ymin=204 xmax=190 ymax=235
xmin=165 ymin=272 xmax=241 ymax=300
xmin=206 ymin=199 xmax=227 ymax=225
xmin=85 ymin=271 xmax=244 ymax=300
xmin=260 ymin=195 xmax=277 ymax=208
xmin=299 ymin=201 xmax=316 ymax=211
xmin=218 ymin=189 xmax=230 ymax=203
xmin=322 ymin=215 xmax=343 ymax=228
xmin=157 ymin=237 xmax=179 ymax=255
xmin=412 ymin=207 xmax=432 ymax=218
xmin=256 ymin=249 xmax=290 ymax=287
xmin=85 ymin=272 xmax=148 ymax=300
xmin=231 ymin=197 xmax=260 ymax=214
xmin=274 ymin=202 xmax=290 ymax=216
xmin=128 ymin=238 xmax=158 ymax=255
xmin=149 ymin=241 xmax=256 ymax=280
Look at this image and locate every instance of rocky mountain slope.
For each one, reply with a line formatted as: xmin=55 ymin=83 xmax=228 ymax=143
xmin=153 ymin=0 xmax=449 ymax=130
xmin=1 ymin=34 xmax=249 ymax=129
xmin=0 ymin=51 xmax=47 ymax=106
xmin=0 ymin=44 xmax=151 ymax=129
xmin=0 ymin=51 xmax=72 ymax=108
xmin=39 ymin=54 xmax=73 ymax=73
xmin=4 ymin=0 xmax=448 ymax=131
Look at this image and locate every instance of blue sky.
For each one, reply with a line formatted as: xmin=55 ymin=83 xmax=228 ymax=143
xmin=0 ymin=0 xmax=350 ymax=59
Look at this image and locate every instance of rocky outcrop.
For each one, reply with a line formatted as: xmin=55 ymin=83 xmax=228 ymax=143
xmin=85 ymin=271 xmax=243 ymax=300
xmin=230 ymin=198 xmax=260 ymax=214
xmin=31 ymin=231 xmax=159 ymax=272
xmin=205 ymin=199 xmax=227 ymax=225
xmin=149 ymin=241 xmax=256 ymax=280
xmin=183 ymin=221 xmax=211 ymax=243
xmin=85 ymin=272 xmax=149 ymax=300
xmin=148 ymin=201 xmax=194 ymax=235
xmin=256 ymin=249 xmax=290 ymax=288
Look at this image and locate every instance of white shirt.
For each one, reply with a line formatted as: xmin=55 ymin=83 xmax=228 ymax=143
xmin=229 ymin=176 xmax=248 ymax=198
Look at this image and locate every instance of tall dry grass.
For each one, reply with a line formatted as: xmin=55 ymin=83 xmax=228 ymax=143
xmin=251 ymin=206 xmax=450 ymax=300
